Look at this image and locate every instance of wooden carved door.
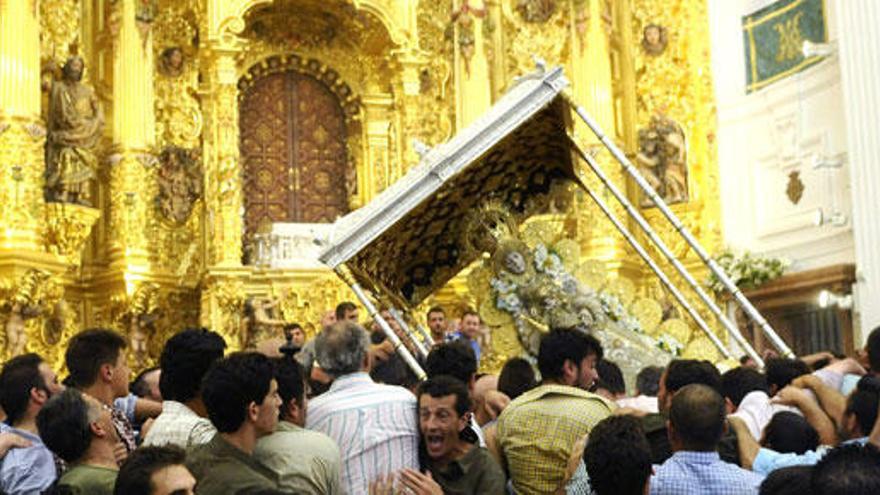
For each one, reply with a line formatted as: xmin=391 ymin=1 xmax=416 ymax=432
xmin=240 ymin=71 xmax=349 ymax=242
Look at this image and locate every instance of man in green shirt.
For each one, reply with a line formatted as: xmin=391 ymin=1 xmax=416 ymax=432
xmin=37 ymin=388 xmax=121 ymax=495
xmin=404 ymin=375 xmax=506 ymax=494
xmin=186 ymin=352 xmax=282 ymax=495
xmin=255 ymin=358 xmax=342 ymax=494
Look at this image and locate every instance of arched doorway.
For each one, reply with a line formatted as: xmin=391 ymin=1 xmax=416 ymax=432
xmin=240 ymin=70 xmax=350 ymax=242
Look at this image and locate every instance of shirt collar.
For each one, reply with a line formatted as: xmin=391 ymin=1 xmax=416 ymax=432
xmin=515 ymin=383 xmax=610 ymax=405
xmin=2 ymin=425 xmax=43 ymax=444
xmin=430 ymin=445 xmax=481 ymax=480
xmin=162 ymin=400 xmax=202 ymax=416
xmin=276 ymin=420 xmax=304 ymax=433
xmin=671 ymin=450 xmax=721 ymax=464
xmin=327 ymin=371 xmax=373 ymax=392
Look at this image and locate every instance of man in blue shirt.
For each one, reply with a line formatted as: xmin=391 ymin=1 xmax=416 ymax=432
xmin=650 ymin=384 xmax=763 ymax=494
xmin=0 ymin=353 xmax=65 ymax=494
xmin=447 ymin=310 xmax=482 ymax=362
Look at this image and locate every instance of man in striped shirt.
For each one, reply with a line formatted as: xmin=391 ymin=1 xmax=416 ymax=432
xmin=306 ymin=321 xmax=420 ymax=494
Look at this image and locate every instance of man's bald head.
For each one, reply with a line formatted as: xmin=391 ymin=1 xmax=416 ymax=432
xmin=669 ymin=383 xmax=726 ymax=452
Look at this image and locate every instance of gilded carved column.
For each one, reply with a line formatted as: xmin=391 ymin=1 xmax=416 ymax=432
xmin=452 ymin=0 xmax=492 ymax=129
xmin=202 ymin=45 xmax=243 ymax=267
xmin=362 ymin=94 xmax=395 ymax=197
xmin=568 ymin=0 xmax=629 ymax=274
xmin=108 ymin=0 xmax=156 ymax=268
xmin=0 ymin=0 xmax=46 ymax=251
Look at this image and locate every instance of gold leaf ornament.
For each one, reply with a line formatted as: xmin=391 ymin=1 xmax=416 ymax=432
xmin=658 ymin=318 xmax=692 ymax=345
xmin=575 ymin=260 xmax=606 ymax=290
xmin=552 ymin=239 xmax=581 ymax=271
xmin=606 ymin=278 xmax=636 ymax=307
xmin=479 ymin=298 xmax=513 ymax=326
xmin=631 ymin=298 xmax=663 ymax=334
xmin=682 ymin=336 xmax=721 ymax=362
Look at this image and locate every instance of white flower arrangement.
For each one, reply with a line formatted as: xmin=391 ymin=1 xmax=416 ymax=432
xmin=706 ymin=249 xmax=789 ymax=295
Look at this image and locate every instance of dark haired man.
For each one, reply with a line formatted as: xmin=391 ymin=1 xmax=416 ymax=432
xmin=810 ymin=443 xmax=880 ymax=495
xmin=114 ymin=445 xmax=196 ymax=495
xmin=65 ymin=328 xmax=136 ymax=455
xmin=426 ymin=306 xmax=447 ymax=345
xmin=496 ymin=328 xmax=613 ymax=494
xmin=255 ymin=359 xmax=341 ymax=494
xmin=334 ymin=301 xmax=359 ymax=322
xmin=733 ymin=375 xmax=880 ymax=475
xmin=186 ymin=352 xmax=282 ymax=494
xmin=631 ymin=359 xmax=740 ymax=465
xmin=401 ymin=375 xmax=505 ymax=494
xmin=144 ymin=328 xmax=226 ymax=449
xmin=38 ymin=388 xmax=120 ymax=495
xmin=130 ymin=367 xmax=162 ymax=403
xmin=721 ymin=366 xmax=791 ymax=441
xmin=593 ymin=359 xmax=626 ymax=401
xmin=0 ymin=353 xmax=64 ymax=494
xmin=583 ymin=416 xmax=652 ymax=495
xmin=447 ymin=310 xmax=482 ymax=362
xmin=617 ymin=365 xmax=663 ymax=414
xmin=651 ymin=384 xmax=763 ymax=494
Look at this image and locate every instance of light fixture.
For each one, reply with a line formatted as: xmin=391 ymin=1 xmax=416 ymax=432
xmin=811 ymin=152 xmax=846 ymax=170
xmin=802 ymin=40 xmax=837 ymax=58
xmin=813 ymin=208 xmax=848 ymax=228
xmin=817 ymin=289 xmax=852 ymax=309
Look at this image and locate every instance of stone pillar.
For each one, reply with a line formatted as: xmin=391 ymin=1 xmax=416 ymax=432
xmin=108 ymin=0 xmax=156 ymax=269
xmin=837 ymin=0 xmax=880 ymax=343
xmin=452 ymin=0 xmax=492 ymax=129
xmin=0 ymin=0 xmax=45 ymax=251
xmin=202 ymin=45 xmax=243 ymax=267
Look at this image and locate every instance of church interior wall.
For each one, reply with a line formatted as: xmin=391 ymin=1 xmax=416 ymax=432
xmin=708 ymin=0 xmax=854 ymax=271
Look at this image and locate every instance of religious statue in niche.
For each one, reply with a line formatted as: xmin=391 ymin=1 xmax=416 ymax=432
xmin=642 ymin=23 xmax=668 ymax=56
xmin=158 ymin=46 xmax=185 ymax=77
xmin=4 ymin=300 xmax=43 ymax=357
xmin=450 ymin=0 xmax=487 ymax=75
xmin=129 ymin=312 xmax=159 ymax=369
xmin=155 ymin=47 xmax=202 ymax=148
xmin=155 ymin=146 xmax=202 ymax=224
xmin=241 ymin=297 xmax=288 ymax=350
xmin=636 ymin=114 xmax=689 ymax=207
xmin=44 ymin=56 xmax=104 ymax=206
xmin=516 ymin=0 xmax=558 ymax=23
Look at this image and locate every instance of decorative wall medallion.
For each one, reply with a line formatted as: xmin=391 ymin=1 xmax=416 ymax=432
xmin=642 ymin=23 xmax=668 ymax=56
xmin=786 ymin=170 xmax=804 ymax=204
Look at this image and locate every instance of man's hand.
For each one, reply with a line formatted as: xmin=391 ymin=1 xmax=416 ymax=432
xmin=481 ymin=390 xmax=510 ymax=422
xmin=772 ymin=386 xmax=811 ymax=407
xmin=370 ymin=340 xmax=395 ymax=362
xmin=0 ymin=432 xmax=31 ymax=457
xmin=399 ymin=469 xmax=443 ymax=495
xmin=614 ymin=407 xmax=649 ymax=417
xmin=791 ymin=374 xmax=822 ymax=390
xmin=369 ymin=474 xmax=395 ymax=495
xmin=112 ymin=441 xmax=128 ymax=465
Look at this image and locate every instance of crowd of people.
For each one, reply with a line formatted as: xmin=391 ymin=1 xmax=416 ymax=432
xmin=0 ymin=301 xmax=879 ymax=494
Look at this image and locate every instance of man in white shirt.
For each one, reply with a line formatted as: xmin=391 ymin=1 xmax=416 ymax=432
xmin=143 ymin=328 xmax=226 ymax=448
xmin=306 ymin=321 xmax=419 ymax=494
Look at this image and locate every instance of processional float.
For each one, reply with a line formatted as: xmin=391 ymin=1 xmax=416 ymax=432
xmin=319 ymin=64 xmax=794 ymax=379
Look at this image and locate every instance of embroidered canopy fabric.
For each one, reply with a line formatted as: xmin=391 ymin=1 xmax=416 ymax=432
xmin=319 ymin=66 xmax=579 ymax=306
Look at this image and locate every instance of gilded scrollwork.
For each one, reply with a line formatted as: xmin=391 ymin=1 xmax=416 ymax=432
xmin=39 ymin=0 xmax=81 ymax=68
xmin=43 ymin=203 xmax=102 ymax=264
xmin=0 ymin=270 xmax=63 ymax=361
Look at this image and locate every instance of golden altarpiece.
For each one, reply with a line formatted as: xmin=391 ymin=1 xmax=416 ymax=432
xmin=0 ymin=0 xmax=727 ymax=373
